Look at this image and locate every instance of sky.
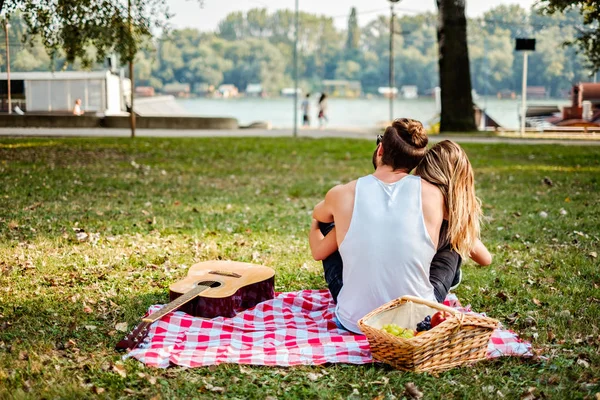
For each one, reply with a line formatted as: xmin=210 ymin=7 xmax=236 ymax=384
xmin=167 ymin=0 xmax=538 ymax=32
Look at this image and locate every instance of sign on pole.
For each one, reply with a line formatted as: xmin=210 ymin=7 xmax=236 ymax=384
xmin=515 ymin=38 xmax=536 ymax=136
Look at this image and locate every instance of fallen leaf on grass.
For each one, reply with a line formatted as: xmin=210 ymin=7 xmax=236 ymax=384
xmin=76 ymin=232 xmax=88 ymax=242
xmin=496 ymin=292 xmax=509 ymax=302
xmin=94 ymin=387 xmax=105 ymax=394
xmin=577 ymin=358 xmax=590 ymax=368
xmin=306 ymin=372 xmax=321 ymax=381
xmin=369 ymin=377 xmax=389 ymax=385
xmin=589 ymin=252 xmax=598 ymax=259
xmin=521 ymin=387 xmax=537 ymax=400
xmin=115 ymin=322 xmax=128 ymax=332
xmin=532 ymin=298 xmax=542 ymax=307
xmin=203 ymin=382 xmax=225 ymax=393
xmin=112 ymin=363 xmax=127 ymax=378
xmin=239 ymin=365 xmax=252 ymax=374
xmin=84 ymin=325 xmax=97 ymax=331
xmin=405 ymin=382 xmax=423 ymax=399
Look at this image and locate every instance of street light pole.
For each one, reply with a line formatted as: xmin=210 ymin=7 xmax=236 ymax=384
xmin=128 ymin=0 xmax=136 ymax=138
xmin=388 ymin=0 xmax=400 ymax=123
xmin=293 ymin=0 xmax=299 ymax=137
xmin=520 ymin=51 xmax=528 ymax=137
xmin=481 ymin=20 xmax=487 ymax=130
xmin=4 ymin=19 xmax=10 ymax=115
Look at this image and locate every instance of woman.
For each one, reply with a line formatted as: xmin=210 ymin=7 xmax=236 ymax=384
xmin=309 ymin=139 xmax=491 ymax=331
xmin=317 ymin=93 xmax=328 ymax=128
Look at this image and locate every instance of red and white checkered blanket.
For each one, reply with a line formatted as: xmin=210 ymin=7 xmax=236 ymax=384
xmin=125 ymin=290 xmax=532 ymax=368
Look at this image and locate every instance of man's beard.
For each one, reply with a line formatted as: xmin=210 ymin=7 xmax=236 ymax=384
xmin=371 ymin=148 xmax=378 ymax=170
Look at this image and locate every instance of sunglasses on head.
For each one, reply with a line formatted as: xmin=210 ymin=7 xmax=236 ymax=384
xmin=376 ymin=134 xmax=383 ymax=145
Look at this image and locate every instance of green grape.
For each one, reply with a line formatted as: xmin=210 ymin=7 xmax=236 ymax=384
xmin=381 ymin=323 xmax=415 ymax=338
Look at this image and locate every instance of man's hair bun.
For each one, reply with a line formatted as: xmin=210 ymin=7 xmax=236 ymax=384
xmin=406 ymin=120 xmax=428 ymax=147
xmin=391 ymin=118 xmax=428 ymax=148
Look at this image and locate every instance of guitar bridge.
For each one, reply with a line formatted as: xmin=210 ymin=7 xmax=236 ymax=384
xmin=209 ymin=270 xmax=242 ymax=278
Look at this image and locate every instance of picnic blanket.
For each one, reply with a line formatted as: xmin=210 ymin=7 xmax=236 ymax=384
xmin=124 ymin=290 xmax=532 ymax=368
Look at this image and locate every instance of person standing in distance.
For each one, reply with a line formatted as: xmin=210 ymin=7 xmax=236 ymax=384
xmin=301 ymin=93 xmax=311 ymax=127
xmin=317 ymin=93 xmax=328 ymax=129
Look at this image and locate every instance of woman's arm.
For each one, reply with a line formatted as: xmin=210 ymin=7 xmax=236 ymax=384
xmin=308 ymin=219 xmax=338 ymax=261
xmin=469 ymin=239 xmax=492 ymax=266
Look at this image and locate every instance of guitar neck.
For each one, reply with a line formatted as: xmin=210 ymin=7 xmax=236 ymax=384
xmin=142 ymin=283 xmax=213 ymax=323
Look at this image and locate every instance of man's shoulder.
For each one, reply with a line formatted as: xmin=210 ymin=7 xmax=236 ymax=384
xmin=326 ymin=180 xmax=357 ymax=201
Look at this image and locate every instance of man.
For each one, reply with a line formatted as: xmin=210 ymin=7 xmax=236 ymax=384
xmin=301 ymin=93 xmax=311 ymax=127
xmin=73 ymin=98 xmax=84 ymax=116
xmin=309 ymin=118 xmax=462 ymax=333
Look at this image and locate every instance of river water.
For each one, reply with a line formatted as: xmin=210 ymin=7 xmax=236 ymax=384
xmin=176 ymin=97 xmax=569 ymax=130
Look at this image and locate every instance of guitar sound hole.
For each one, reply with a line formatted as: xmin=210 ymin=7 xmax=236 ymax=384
xmin=197 ymin=281 xmax=221 ymax=288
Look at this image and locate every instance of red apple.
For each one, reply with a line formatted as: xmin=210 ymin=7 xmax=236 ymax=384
xmin=430 ymin=311 xmax=452 ymax=328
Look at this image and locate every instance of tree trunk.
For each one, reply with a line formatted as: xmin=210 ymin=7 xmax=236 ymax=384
xmin=436 ymin=0 xmax=477 ymax=132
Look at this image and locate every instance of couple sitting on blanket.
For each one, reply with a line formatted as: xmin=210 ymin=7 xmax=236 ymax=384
xmin=309 ymin=118 xmax=492 ymax=333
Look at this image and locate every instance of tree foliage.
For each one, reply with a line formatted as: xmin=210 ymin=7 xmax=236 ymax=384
xmin=0 ymin=4 xmax=592 ymax=98
xmin=2 ymin=0 xmax=174 ymax=67
xmin=538 ymin=0 xmax=600 ymax=72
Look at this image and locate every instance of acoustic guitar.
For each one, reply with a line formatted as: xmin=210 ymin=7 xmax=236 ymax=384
xmin=116 ymin=260 xmax=275 ymax=351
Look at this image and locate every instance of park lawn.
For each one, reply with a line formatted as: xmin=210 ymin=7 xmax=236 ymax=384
xmin=0 ymin=136 xmax=599 ymax=399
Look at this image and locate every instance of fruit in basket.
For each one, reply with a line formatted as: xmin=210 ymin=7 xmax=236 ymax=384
xmin=430 ymin=311 xmax=452 ymax=328
xmin=416 ymin=315 xmax=432 ymax=332
xmin=382 ymin=323 xmax=415 ymax=339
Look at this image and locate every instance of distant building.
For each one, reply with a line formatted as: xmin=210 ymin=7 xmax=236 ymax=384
xmin=162 ymin=82 xmax=191 ymax=98
xmin=400 ymin=85 xmax=418 ymax=99
xmin=526 ymin=86 xmax=547 ymax=99
xmin=193 ymin=83 xmax=214 ymax=97
xmin=281 ymin=87 xmax=301 ymax=97
xmin=218 ymin=84 xmax=239 ymax=98
xmin=322 ymin=80 xmax=362 ymax=98
xmin=377 ymin=87 xmax=398 ymax=99
xmin=245 ymin=83 xmax=264 ymax=97
xmin=0 ymin=70 xmax=130 ymax=114
xmin=135 ymin=86 xmax=155 ymax=97
xmin=497 ymin=89 xmax=516 ymax=99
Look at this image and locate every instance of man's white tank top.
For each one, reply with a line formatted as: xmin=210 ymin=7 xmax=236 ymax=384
xmin=336 ymin=174 xmax=437 ymax=333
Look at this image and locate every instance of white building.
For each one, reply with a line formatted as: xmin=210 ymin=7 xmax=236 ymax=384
xmin=401 ymin=85 xmax=418 ymax=99
xmin=0 ymin=70 xmax=130 ymax=115
xmin=377 ymin=87 xmax=398 ymax=98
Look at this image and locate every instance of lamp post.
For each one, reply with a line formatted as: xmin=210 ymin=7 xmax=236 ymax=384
xmin=515 ymin=38 xmax=535 ymax=136
xmin=388 ymin=0 xmax=400 ymax=123
xmin=128 ymin=0 xmax=135 ymax=138
xmin=4 ymin=19 xmax=10 ymax=115
xmin=293 ymin=0 xmax=299 ymax=137
xmin=481 ymin=20 xmax=487 ymax=130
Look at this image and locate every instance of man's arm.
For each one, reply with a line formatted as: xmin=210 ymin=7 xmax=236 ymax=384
xmin=312 ymin=185 xmax=344 ymax=223
xmin=308 ymin=219 xmax=338 ymax=260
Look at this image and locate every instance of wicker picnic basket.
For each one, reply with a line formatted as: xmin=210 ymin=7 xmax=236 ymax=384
xmin=358 ymin=295 xmax=499 ymax=373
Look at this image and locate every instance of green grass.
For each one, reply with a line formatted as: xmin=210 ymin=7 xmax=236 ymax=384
xmin=0 ymin=137 xmax=599 ymax=399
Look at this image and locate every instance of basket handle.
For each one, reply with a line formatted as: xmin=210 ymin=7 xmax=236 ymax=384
xmin=400 ymin=295 xmax=460 ymax=316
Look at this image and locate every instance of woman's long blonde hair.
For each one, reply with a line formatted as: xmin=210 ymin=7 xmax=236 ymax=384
xmin=414 ymin=140 xmax=481 ymax=258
